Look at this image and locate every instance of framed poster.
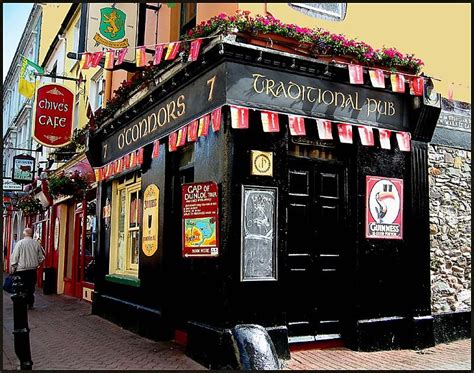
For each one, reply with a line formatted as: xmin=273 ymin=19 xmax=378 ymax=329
xmin=182 ymin=182 xmax=219 ymax=258
xmin=12 ymin=154 xmax=35 ymax=184
xmin=142 ymin=184 xmax=159 ymax=257
xmin=241 ymin=185 xmax=278 ymax=281
xmin=365 ymin=176 xmax=404 ymax=240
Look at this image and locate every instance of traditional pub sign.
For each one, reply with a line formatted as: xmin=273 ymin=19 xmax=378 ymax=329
xmin=182 ymin=182 xmax=219 ymax=258
xmin=33 ymin=83 xmax=74 ymax=147
xmin=12 ymin=154 xmax=35 ymax=184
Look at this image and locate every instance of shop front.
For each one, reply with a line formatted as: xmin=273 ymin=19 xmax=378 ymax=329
xmin=86 ymin=39 xmax=441 ymax=364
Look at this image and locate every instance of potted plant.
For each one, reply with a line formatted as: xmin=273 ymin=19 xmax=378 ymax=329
xmin=47 ymin=170 xmax=89 ymax=200
xmin=17 ymin=195 xmax=44 ymax=216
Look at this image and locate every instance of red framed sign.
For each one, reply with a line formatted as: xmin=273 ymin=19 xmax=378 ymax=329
xmin=365 ymin=176 xmax=404 ymax=240
xmin=33 ymin=84 xmax=74 ymax=147
xmin=182 ymin=182 xmax=219 ymax=258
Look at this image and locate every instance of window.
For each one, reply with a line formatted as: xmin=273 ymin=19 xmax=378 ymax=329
xmin=73 ymin=92 xmax=80 ymax=130
xmin=180 ymin=3 xmax=196 ymax=37
xmin=91 ymin=72 xmax=104 ymax=111
xmin=72 ymin=19 xmax=80 ymax=53
xmin=288 ymin=3 xmax=347 ymax=21
xmin=110 ymin=173 xmax=142 ymax=277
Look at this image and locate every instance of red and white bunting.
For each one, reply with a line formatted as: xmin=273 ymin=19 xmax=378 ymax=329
xmin=90 ymin=52 xmax=104 ymax=68
xmin=116 ymin=158 xmax=123 ymax=174
xmin=369 ymin=69 xmax=385 ymax=88
xmin=390 ymin=73 xmax=406 ymax=93
xmin=396 ymin=132 xmax=411 ymax=152
xmin=176 ymin=126 xmax=187 ymax=147
xmin=211 ymin=107 xmax=222 ymax=132
xmin=188 ymin=39 xmax=203 ymax=62
xmin=348 ymin=64 xmax=364 ymax=85
xmin=80 ymin=53 xmax=92 ymax=70
xmin=261 ymin=111 xmax=280 ymax=132
xmin=288 ymin=115 xmax=306 ymax=136
xmin=116 ymin=48 xmax=128 ymax=65
xmin=337 ymin=123 xmax=353 ymax=144
xmin=123 ymin=154 xmax=130 ymax=170
xmin=104 ymin=50 xmax=115 ymax=69
xmin=378 ymin=129 xmax=392 ymax=149
xmin=409 ymin=77 xmax=424 ymax=96
xmin=136 ymin=147 xmax=144 ymax=165
xmin=187 ymin=120 xmax=199 ymax=142
xmin=316 ymin=118 xmax=333 ymax=140
xmin=165 ymin=42 xmax=181 ymax=61
xmin=198 ymin=115 xmax=210 ymax=137
xmin=153 ymin=44 xmax=164 ymax=66
xmin=358 ymin=126 xmax=375 ymax=146
xmin=230 ymin=106 xmax=249 ymax=129
xmin=136 ymin=47 xmax=147 ymax=67
xmin=448 ymin=83 xmax=454 ymax=100
xmin=169 ymin=132 xmax=178 ymax=152
xmin=129 ymin=151 xmax=137 ymax=168
xmin=152 ymin=140 xmax=160 ymax=158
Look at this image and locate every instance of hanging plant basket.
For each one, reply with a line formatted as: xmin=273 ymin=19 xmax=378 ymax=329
xmin=17 ymin=195 xmax=44 ymax=216
xmin=47 ymin=171 xmax=89 ymax=200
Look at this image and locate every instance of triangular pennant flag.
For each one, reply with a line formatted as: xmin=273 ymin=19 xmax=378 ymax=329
xmin=129 ymin=151 xmax=137 ymax=168
xmin=409 ymin=77 xmax=424 ymax=96
xmin=198 ymin=115 xmax=210 ymax=137
xmin=104 ymin=50 xmax=115 ymax=69
xmin=187 ymin=120 xmax=199 ymax=142
xmin=116 ymin=158 xmax=123 ymax=174
xmin=169 ymin=132 xmax=178 ymax=152
xmin=164 ymin=42 xmax=181 ymax=60
xmin=99 ymin=167 xmax=105 ymax=181
xmin=136 ymin=47 xmax=147 ymax=67
xmin=230 ymin=106 xmax=249 ymax=129
xmin=357 ymin=126 xmax=375 ymax=146
xmin=396 ymin=132 xmax=411 ymax=152
xmin=390 ymin=73 xmax=406 ymax=93
xmin=176 ymin=126 xmax=188 ymax=147
xmin=80 ymin=53 xmax=92 ymax=70
xmin=378 ymin=129 xmax=392 ymax=149
xmin=288 ymin=115 xmax=306 ymax=136
xmin=153 ymin=44 xmax=164 ymax=66
xmin=188 ymin=39 xmax=203 ymax=62
xmin=211 ymin=107 xmax=222 ymax=132
xmin=123 ymin=154 xmax=130 ymax=170
xmin=316 ymin=119 xmax=333 ymax=140
xmin=447 ymin=83 xmax=454 ymax=100
xmin=152 ymin=140 xmax=160 ymax=158
xmin=94 ymin=169 xmax=100 ymax=182
xmin=369 ymin=69 xmax=385 ymax=88
xmin=348 ymin=64 xmax=364 ymax=84
xmin=110 ymin=161 xmax=116 ymax=177
xmin=261 ymin=111 xmax=280 ymax=132
xmin=90 ymin=52 xmax=104 ymax=68
xmin=116 ymin=48 xmax=128 ymax=65
xmin=136 ymin=147 xmax=144 ymax=165
xmin=337 ymin=123 xmax=353 ymax=144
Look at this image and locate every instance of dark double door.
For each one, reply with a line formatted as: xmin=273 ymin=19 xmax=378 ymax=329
xmin=286 ymin=157 xmax=348 ymax=341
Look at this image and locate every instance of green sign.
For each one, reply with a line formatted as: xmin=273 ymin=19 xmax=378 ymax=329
xmin=99 ymin=7 xmax=126 ymax=41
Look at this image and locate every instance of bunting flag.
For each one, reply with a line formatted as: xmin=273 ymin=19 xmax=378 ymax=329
xmin=198 ymin=115 xmax=210 ymax=137
xmin=316 ymin=118 xmax=333 ymax=140
xmin=337 ymin=123 xmax=353 ymax=144
xmin=187 ymin=120 xmax=199 ymax=142
xmin=288 ymin=115 xmax=306 ymax=136
xmin=123 ymin=153 xmax=130 ymax=170
xmin=152 ymin=140 xmax=160 ymax=158
xmin=390 ymin=73 xmax=406 ymax=93
xmin=169 ymin=132 xmax=178 ymax=152
xmin=94 ymin=169 xmax=101 ymax=182
xmin=165 ymin=42 xmax=181 ymax=60
xmin=90 ymin=52 xmax=104 ymax=68
xmin=378 ymin=129 xmax=392 ymax=149
xmin=211 ymin=107 xmax=222 ymax=132
xmin=104 ymin=50 xmax=115 ymax=69
xmin=153 ymin=44 xmax=164 ymax=66
xmin=188 ymin=39 xmax=203 ymax=62
xmin=176 ymin=126 xmax=188 ymax=147
xmin=396 ymin=132 xmax=411 ymax=152
xmin=357 ymin=126 xmax=375 ymax=146
xmin=136 ymin=147 xmax=144 ymax=165
xmin=99 ymin=167 xmax=105 ymax=181
xmin=129 ymin=151 xmax=137 ymax=168
xmin=230 ymin=106 xmax=249 ymax=129
xmin=348 ymin=64 xmax=364 ymax=84
xmin=136 ymin=47 xmax=147 ymax=67
xmin=261 ymin=111 xmax=280 ymax=132
xmin=116 ymin=158 xmax=123 ymax=174
xmin=369 ymin=69 xmax=385 ymax=88
xmin=80 ymin=53 xmax=92 ymax=70
xmin=447 ymin=83 xmax=454 ymax=100
xmin=409 ymin=77 xmax=424 ymax=96
xmin=116 ymin=48 xmax=128 ymax=65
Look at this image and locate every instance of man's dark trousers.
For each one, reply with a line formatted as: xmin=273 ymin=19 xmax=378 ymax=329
xmin=15 ymin=269 xmax=37 ymax=307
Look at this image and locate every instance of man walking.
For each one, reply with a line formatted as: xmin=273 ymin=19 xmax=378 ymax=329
xmin=10 ymin=228 xmax=45 ymax=309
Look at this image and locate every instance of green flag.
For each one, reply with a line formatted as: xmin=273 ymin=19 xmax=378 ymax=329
xmin=18 ymin=56 xmax=44 ymax=99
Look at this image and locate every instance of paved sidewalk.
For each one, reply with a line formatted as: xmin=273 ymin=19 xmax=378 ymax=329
xmin=3 ymin=285 xmax=205 ymax=370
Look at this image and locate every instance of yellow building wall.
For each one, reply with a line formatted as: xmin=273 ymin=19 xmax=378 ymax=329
xmin=38 ymin=4 xmax=71 ymax=65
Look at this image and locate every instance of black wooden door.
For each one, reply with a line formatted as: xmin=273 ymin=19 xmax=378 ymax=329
xmin=286 ymin=157 xmax=347 ymax=341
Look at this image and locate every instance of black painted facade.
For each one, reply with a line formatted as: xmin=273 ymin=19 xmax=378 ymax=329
xmin=86 ymin=40 xmax=442 ymax=366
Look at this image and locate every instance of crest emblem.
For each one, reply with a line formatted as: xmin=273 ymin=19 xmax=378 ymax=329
xmin=99 ymin=7 xmax=126 ymax=41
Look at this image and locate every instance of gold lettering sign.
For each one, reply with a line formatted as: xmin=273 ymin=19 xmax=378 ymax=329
xmin=142 ymin=184 xmax=160 ymax=257
xmin=251 ymin=150 xmax=273 ymax=177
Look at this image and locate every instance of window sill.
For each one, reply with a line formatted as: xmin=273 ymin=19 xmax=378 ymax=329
xmin=105 ymin=274 xmax=140 ymax=287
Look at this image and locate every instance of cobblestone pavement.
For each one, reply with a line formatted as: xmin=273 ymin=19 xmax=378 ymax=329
xmin=2 ymin=285 xmax=205 ymax=370
xmin=284 ymin=339 xmax=471 ymax=370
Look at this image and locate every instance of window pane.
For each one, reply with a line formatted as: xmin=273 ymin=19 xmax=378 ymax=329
xmin=117 ymin=189 xmax=126 ymax=271
xmin=129 ymin=230 xmax=139 ymax=266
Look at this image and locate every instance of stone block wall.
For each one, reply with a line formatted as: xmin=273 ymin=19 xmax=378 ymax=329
xmin=428 ymin=145 xmax=471 ymax=313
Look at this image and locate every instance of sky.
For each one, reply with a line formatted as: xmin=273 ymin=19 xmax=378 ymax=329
xmin=3 ymin=3 xmax=34 ymax=81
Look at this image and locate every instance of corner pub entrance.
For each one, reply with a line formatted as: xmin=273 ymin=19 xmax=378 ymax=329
xmin=86 ymin=37 xmax=441 ymax=367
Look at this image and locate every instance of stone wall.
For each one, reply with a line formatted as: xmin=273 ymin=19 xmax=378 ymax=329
xmin=428 ymin=145 xmax=471 ymax=313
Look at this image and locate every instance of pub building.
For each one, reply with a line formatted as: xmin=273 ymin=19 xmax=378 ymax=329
xmin=86 ymin=36 xmax=441 ymax=366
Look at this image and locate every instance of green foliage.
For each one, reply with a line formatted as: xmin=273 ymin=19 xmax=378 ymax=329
xmin=17 ymin=195 xmax=44 ymax=216
xmin=47 ymin=170 xmax=89 ymax=200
